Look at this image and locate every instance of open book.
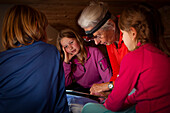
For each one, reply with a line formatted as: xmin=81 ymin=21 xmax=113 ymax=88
xmin=66 ymin=90 xmax=106 ymax=102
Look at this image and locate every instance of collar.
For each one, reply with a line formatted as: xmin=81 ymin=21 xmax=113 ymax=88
xmin=73 ymin=46 xmax=91 ymax=64
xmin=106 ymin=30 xmax=123 ymax=49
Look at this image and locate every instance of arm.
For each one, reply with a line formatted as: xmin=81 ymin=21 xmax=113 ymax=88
xmin=90 ymin=81 xmax=115 ymax=95
xmin=90 ymin=48 xmax=112 ymax=95
xmin=104 ymin=54 xmax=140 ymax=111
xmin=54 ymin=50 xmax=69 ymax=113
xmin=63 ymin=62 xmax=74 ymax=87
xmin=90 ymin=82 xmax=112 ymax=99
xmin=90 ymin=82 xmax=110 ymax=94
xmin=62 ymin=47 xmax=75 ymax=87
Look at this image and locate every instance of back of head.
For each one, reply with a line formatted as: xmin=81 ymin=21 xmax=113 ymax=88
xmin=78 ymin=1 xmax=109 ymax=28
xmin=2 ymin=5 xmax=48 ymax=50
xmin=119 ymin=3 xmax=170 ymax=55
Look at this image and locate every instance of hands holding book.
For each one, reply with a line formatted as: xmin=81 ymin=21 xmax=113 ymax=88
xmin=90 ymin=82 xmax=114 ymax=100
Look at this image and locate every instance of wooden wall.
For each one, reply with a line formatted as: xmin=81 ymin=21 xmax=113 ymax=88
xmin=0 ymin=0 xmax=170 ymax=53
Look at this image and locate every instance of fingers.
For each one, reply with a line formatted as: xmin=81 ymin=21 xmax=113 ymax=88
xmin=62 ymin=47 xmax=69 ymax=63
xmin=62 ymin=47 xmax=75 ymax=63
xmin=90 ymin=84 xmax=102 ymax=95
xmin=90 ymin=87 xmax=94 ymax=95
xmin=62 ymin=47 xmax=67 ymax=54
xmin=90 ymin=84 xmax=96 ymax=94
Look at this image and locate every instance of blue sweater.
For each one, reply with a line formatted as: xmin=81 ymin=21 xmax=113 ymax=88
xmin=0 ymin=41 xmax=69 ymax=113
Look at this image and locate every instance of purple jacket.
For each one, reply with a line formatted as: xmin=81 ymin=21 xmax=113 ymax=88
xmin=63 ymin=46 xmax=112 ymax=88
xmin=104 ymin=44 xmax=170 ymax=113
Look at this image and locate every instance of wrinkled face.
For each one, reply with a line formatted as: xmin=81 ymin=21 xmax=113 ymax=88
xmin=60 ymin=37 xmax=80 ymax=56
xmin=121 ymin=30 xmax=136 ymax=51
xmin=84 ymin=25 xmax=116 ymax=45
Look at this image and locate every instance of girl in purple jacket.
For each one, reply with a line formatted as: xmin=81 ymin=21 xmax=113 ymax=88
xmin=82 ymin=3 xmax=170 ymax=113
xmin=56 ymin=28 xmax=112 ymax=93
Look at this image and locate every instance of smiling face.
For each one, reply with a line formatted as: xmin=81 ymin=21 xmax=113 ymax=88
xmin=60 ymin=37 xmax=80 ymax=56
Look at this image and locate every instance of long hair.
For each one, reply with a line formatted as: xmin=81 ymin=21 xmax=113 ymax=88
xmin=2 ymin=5 xmax=48 ymax=50
xmin=119 ymin=3 xmax=170 ymax=56
xmin=56 ymin=28 xmax=87 ymax=64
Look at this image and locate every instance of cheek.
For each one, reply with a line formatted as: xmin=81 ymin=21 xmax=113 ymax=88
xmin=75 ymin=44 xmax=80 ymax=51
xmin=65 ymin=48 xmax=71 ymax=53
xmin=74 ymin=41 xmax=80 ymax=50
xmin=122 ymin=36 xmax=128 ymax=46
xmin=123 ymin=37 xmax=132 ymax=50
xmin=105 ymin=31 xmax=113 ymax=42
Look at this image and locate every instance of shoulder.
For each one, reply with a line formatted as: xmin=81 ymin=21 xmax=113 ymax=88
xmin=86 ymin=46 xmax=105 ymax=60
xmin=121 ymin=46 xmax=144 ymax=68
xmin=36 ymin=41 xmax=58 ymax=52
xmin=34 ymin=41 xmax=60 ymax=57
xmin=36 ymin=41 xmax=56 ymax=49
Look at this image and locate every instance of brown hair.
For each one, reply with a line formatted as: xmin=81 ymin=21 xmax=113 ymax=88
xmin=56 ymin=28 xmax=87 ymax=64
xmin=119 ymin=3 xmax=170 ymax=55
xmin=2 ymin=5 xmax=48 ymax=50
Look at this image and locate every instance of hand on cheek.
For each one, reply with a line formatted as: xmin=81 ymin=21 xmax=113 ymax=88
xmin=62 ymin=47 xmax=75 ymax=63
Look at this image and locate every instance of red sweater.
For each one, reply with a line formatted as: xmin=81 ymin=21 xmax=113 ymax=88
xmin=104 ymin=44 xmax=170 ymax=113
xmin=106 ymin=31 xmax=129 ymax=81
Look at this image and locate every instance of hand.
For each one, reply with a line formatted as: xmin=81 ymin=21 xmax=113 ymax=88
xmin=91 ymin=91 xmax=111 ymax=103
xmin=90 ymin=82 xmax=110 ymax=95
xmin=62 ymin=47 xmax=74 ymax=63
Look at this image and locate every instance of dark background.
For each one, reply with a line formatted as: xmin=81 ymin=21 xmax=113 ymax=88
xmin=0 ymin=0 xmax=169 ymax=55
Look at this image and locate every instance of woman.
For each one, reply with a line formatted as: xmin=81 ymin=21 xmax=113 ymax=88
xmin=0 ymin=5 xmax=69 ymax=113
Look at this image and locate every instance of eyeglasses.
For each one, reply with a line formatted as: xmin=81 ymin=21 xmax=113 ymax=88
xmin=83 ymin=35 xmax=101 ymax=42
xmin=83 ymin=36 xmax=94 ymax=42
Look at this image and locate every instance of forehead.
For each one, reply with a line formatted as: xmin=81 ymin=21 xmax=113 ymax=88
xmin=60 ymin=37 xmax=74 ymax=45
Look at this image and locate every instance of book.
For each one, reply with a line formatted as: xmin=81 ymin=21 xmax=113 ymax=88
xmin=66 ymin=90 xmax=106 ymax=102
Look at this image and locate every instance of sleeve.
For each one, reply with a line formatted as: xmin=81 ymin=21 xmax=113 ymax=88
xmin=63 ymin=62 xmax=73 ymax=87
xmin=53 ymin=50 xmax=69 ymax=113
xmin=103 ymin=54 xmax=140 ymax=111
xmin=95 ymin=48 xmax=112 ymax=82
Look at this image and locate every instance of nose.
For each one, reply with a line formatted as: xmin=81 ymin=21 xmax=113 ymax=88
xmin=94 ymin=38 xmax=100 ymax=45
xmin=68 ymin=45 xmax=73 ymax=50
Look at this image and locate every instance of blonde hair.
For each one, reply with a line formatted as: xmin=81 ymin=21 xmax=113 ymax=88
xmin=2 ymin=5 xmax=48 ymax=50
xmin=56 ymin=28 xmax=87 ymax=64
xmin=119 ymin=4 xmax=170 ymax=55
xmin=78 ymin=1 xmax=117 ymax=31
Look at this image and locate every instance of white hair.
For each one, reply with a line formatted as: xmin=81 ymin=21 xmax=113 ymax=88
xmin=78 ymin=1 xmax=108 ymax=28
xmin=78 ymin=1 xmax=116 ymax=31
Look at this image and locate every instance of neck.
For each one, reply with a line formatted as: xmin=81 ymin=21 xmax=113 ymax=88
xmin=77 ymin=53 xmax=83 ymax=61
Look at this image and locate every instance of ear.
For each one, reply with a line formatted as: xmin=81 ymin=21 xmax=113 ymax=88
xmin=130 ymin=27 xmax=137 ymax=40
